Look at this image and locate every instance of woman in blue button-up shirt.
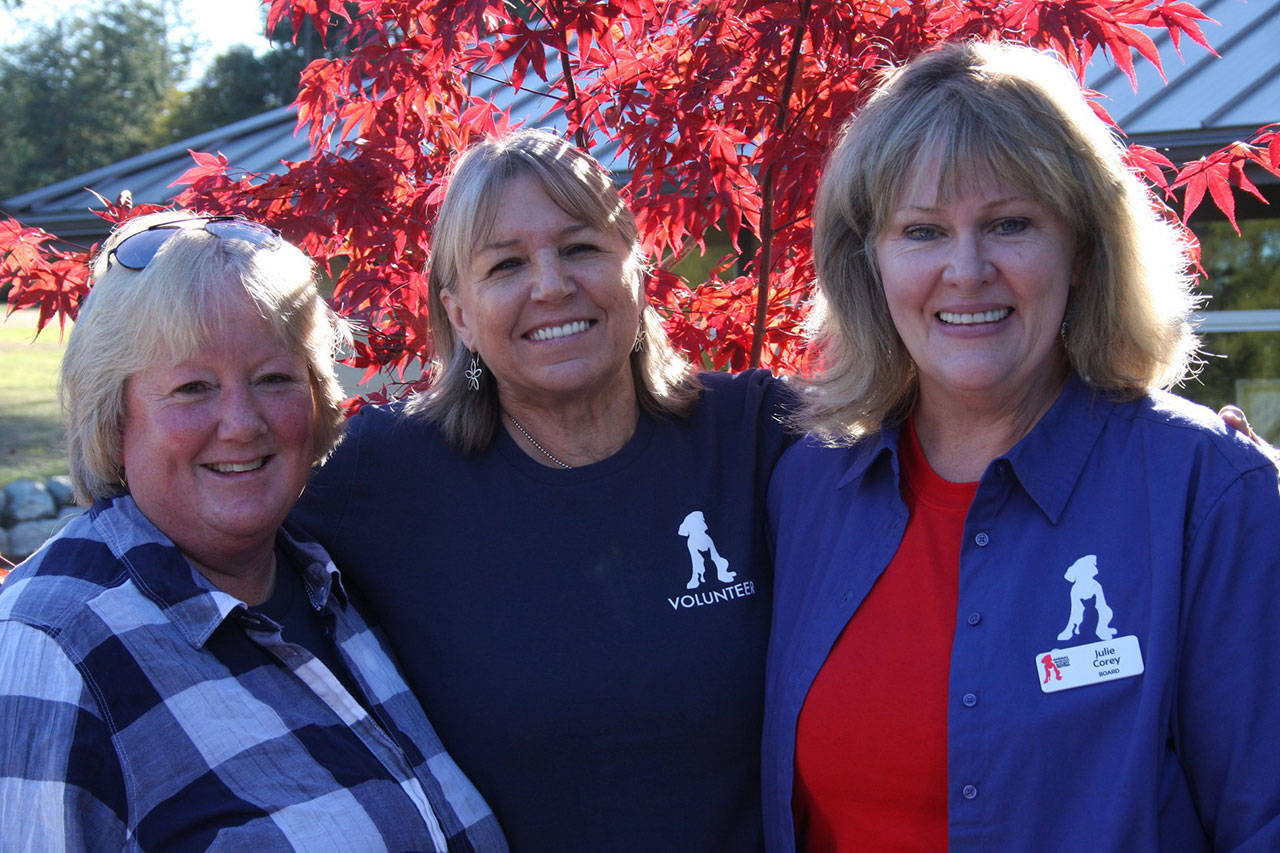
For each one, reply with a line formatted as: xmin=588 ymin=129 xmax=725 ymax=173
xmin=764 ymin=41 xmax=1280 ymax=851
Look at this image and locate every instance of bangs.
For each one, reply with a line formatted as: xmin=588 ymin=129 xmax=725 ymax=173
xmin=123 ymin=230 xmax=302 ymax=368
xmin=468 ymin=159 xmax=628 ymax=251
xmin=868 ymin=94 xmax=1080 ymax=238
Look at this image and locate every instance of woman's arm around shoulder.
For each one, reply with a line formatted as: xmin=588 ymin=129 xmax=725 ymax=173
xmin=697 ymin=368 xmax=800 ymax=471
xmin=293 ymin=401 xmax=403 ymax=540
xmin=1176 ymin=456 xmax=1280 ymax=848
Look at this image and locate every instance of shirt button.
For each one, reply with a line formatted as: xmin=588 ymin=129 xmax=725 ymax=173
xmin=962 ymin=784 xmax=978 ymax=800
xmin=962 ymin=692 xmax=978 ymax=707
xmin=974 ymin=531 xmax=990 ymax=547
xmin=966 ymin=612 xmax=982 ymax=626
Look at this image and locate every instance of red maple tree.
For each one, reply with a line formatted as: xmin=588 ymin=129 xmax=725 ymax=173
xmin=3 ymin=0 xmax=1278 ymax=393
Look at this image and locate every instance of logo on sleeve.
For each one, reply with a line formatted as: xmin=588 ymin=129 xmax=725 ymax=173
xmin=667 ymin=510 xmax=757 ymax=610
xmin=1035 ymin=554 xmax=1144 ymax=693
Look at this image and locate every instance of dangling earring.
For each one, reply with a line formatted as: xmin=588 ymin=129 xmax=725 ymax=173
xmin=465 ymin=352 xmax=483 ymax=391
xmin=633 ymin=326 xmax=646 ymax=353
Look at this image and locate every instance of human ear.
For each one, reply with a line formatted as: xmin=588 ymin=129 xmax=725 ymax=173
xmin=438 ymin=288 xmax=476 ymax=351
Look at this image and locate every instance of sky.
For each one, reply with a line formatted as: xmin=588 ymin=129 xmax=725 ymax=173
xmin=0 ymin=0 xmax=275 ymax=80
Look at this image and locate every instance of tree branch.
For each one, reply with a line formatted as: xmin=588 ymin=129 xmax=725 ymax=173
xmin=560 ymin=41 xmax=589 ymax=150
xmin=750 ymin=0 xmax=811 ymax=369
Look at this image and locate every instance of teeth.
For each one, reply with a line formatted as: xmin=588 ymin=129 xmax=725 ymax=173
xmin=528 ymin=320 xmax=592 ymax=341
xmin=938 ymin=308 xmax=1011 ymax=325
xmin=207 ymin=459 xmax=266 ymax=473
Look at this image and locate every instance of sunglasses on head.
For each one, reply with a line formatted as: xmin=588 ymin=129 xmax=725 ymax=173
xmin=106 ymin=215 xmax=282 ymax=271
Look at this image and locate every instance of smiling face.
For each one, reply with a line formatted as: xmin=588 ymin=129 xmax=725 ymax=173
xmin=439 ymin=172 xmax=642 ymax=411
xmin=873 ymin=154 xmax=1076 ymax=418
xmin=120 ymin=286 xmax=317 ymax=574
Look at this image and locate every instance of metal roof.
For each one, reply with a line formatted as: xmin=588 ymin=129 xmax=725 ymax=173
xmin=1 ymin=106 xmax=309 ymax=242
xmin=5 ymin=5 xmax=1277 ymax=241
xmin=0 ymin=65 xmax=621 ymax=243
xmin=1085 ymin=0 xmax=1280 ymax=212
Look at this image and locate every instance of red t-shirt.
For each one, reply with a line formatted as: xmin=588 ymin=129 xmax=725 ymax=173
xmin=793 ymin=420 xmax=976 ymax=851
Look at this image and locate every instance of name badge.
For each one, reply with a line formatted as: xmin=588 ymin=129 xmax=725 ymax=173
xmin=1035 ymin=635 xmax=1143 ymax=693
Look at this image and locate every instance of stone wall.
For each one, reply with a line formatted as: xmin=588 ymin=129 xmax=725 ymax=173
xmin=1 ymin=475 xmax=84 ymax=566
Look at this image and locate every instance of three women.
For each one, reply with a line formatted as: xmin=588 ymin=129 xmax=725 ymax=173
xmin=6 ymin=40 xmax=1275 ymax=849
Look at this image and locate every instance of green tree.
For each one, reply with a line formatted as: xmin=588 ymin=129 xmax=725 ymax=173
xmin=1183 ymin=219 xmax=1280 ymax=422
xmin=165 ymin=45 xmax=306 ymax=139
xmin=164 ymin=9 xmax=350 ymax=141
xmin=0 ymin=1 xmax=185 ymax=200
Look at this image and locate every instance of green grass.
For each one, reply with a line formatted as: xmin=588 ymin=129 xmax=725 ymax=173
xmin=0 ymin=310 xmax=68 ymax=485
xmin=0 ymin=309 xmax=403 ymax=487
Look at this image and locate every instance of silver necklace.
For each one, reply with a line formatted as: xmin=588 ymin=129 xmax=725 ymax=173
xmin=506 ymin=412 xmax=573 ymax=469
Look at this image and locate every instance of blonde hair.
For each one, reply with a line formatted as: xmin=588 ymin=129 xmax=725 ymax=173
xmin=412 ymin=129 xmax=699 ymax=452
xmin=62 ymin=210 xmax=351 ymax=503
xmin=799 ymin=40 xmax=1200 ymax=441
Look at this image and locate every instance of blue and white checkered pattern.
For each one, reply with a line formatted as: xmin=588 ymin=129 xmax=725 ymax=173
xmin=0 ymin=495 xmax=507 ymax=852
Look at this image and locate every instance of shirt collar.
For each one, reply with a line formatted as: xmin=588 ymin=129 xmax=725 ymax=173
xmin=833 ymin=375 xmax=1113 ymax=524
xmin=836 ymin=423 xmax=903 ymax=489
xmin=91 ymin=495 xmax=349 ymax=649
xmin=280 ymin=518 xmax=350 ymax=610
xmin=998 ymin=375 xmax=1113 ymax=523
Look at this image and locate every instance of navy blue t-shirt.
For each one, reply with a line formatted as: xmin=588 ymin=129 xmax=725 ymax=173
xmin=293 ymin=370 xmax=794 ymax=851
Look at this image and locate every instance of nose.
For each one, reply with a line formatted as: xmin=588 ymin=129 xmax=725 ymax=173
xmin=943 ymin=231 xmax=994 ymax=291
xmin=531 ymin=249 xmax=574 ymax=302
xmin=217 ymin=382 xmax=268 ymax=440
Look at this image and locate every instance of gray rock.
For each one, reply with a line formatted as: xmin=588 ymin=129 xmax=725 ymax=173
xmin=46 ymin=475 xmax=75 ymax=508
xmin=7 ymin=517 xmax=63 ymax=561
xmin=0 ymin=488 xmax=7 ymax=522
xmin=3 ymin=480 xmax=57 ymax=526
xmin=0 ymin=526 xmax=10 ymax=564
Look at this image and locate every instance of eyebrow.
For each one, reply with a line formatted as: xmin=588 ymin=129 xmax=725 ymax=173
xmin=477 ymin=222 xmax=593 ymax=253
xmin=894 ymin=196 xmax=1029 ymax=214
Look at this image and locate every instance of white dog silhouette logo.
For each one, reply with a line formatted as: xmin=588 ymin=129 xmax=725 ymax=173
xmin=1057 ymin=554 xmax=1117 ymax=642
xmin=678 ymin=510 xmax=736 ymax=589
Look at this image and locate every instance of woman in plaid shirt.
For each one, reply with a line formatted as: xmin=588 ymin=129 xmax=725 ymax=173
xmin=0 ymin=211 xmax=507 ymax=851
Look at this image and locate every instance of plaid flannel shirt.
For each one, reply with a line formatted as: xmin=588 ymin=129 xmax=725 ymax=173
xmin=0 ymin=495 xmax=508 ymax=852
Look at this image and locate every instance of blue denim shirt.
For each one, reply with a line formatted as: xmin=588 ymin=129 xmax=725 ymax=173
xmin=764 ymin=377 xmax=1280 ymax=851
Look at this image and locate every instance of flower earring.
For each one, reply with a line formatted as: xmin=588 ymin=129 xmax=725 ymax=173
xmin=465 ymin=352 xmax=483 ymax=391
